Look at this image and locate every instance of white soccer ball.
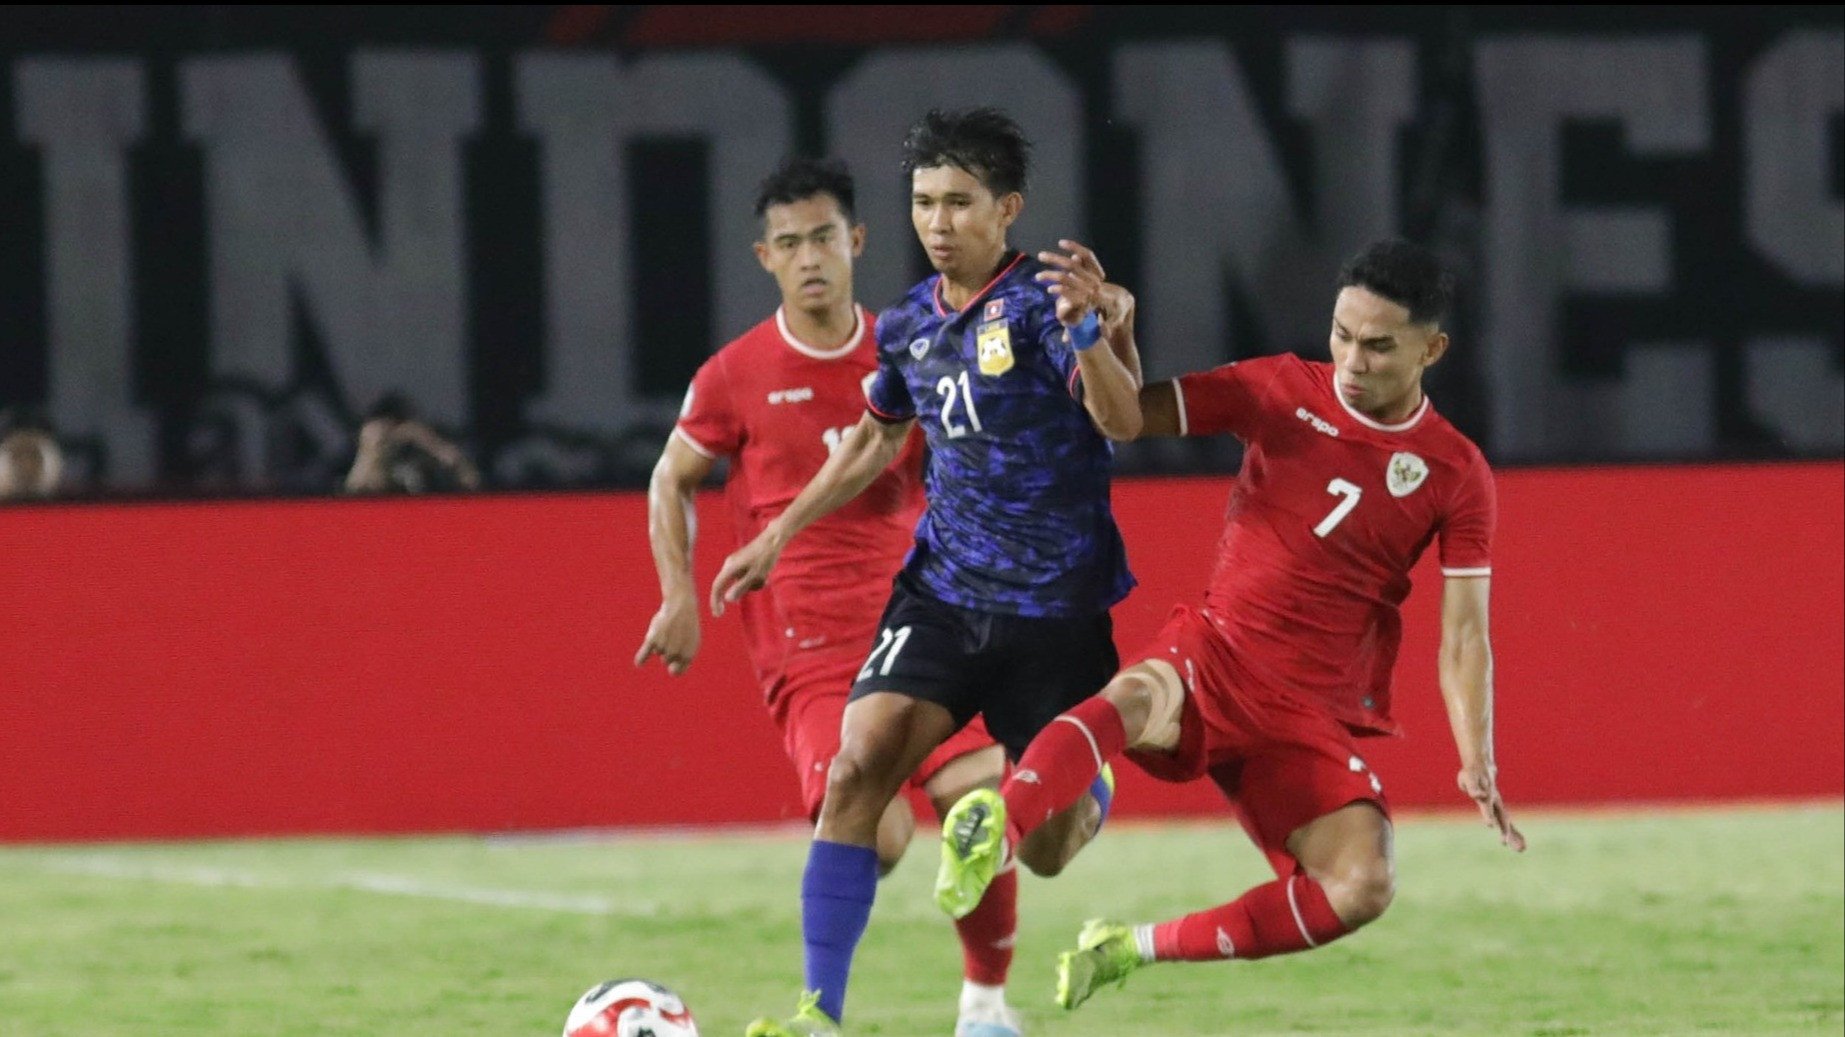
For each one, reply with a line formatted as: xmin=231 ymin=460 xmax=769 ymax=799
xmin=562 ymin=978 xmax=700 ymax=1037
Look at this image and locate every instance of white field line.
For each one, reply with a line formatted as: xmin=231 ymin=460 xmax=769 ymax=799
xmin=33 ymin=855 xmax=653 ymax=916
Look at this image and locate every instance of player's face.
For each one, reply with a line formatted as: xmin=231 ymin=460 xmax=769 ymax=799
xmin=1328 ymin=286 xmax=1449 ymax=422
xmin=911 ymin=164 xmax=1022 ymax=284
xmin=754 ymin=193 xmax=864 ymax=317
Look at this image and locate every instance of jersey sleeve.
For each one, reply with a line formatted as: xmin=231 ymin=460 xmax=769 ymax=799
xmin=673 ymin=354 xmax=742 ymax=458
xmin=1171 ymin=355 xmax=1287 ymax=441
xmin=1438 ymin=450 xmax=1496 ymax=576
xmin=866 ymin=318 xmax=916 ymax=422
xmin=865 ymin=356 xmax=914 ymax=422
xmin=1034 ymin=303 xmax=1084 ymax=399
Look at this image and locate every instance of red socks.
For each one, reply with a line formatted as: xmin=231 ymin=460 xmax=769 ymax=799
xmin=1002 ymin=697 xmax=1127 ymax=845
xmin=1151 ymin=873 xmax=1350 ymax=961
xmin=954 ymin=863 xmax=1018 ymax=984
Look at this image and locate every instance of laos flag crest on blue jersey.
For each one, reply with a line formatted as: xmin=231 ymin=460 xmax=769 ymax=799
xmin=977 ymin=320 xmax=1013 ymax=376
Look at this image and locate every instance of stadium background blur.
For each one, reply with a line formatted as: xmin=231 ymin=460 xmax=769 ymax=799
xmin=0 ymin=10 xmax=1837 ymax=1033
xmin=0 ymin=9 xmax=1838 ymax=1033
xmin=1 ymin=6 xmax=1840 ymax=497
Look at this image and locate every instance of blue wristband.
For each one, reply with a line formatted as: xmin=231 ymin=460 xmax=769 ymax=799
xmin=1069 ymin=311 xmax=1102 ymax=352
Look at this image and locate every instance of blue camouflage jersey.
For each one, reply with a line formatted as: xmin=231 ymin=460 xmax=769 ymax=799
xmin=865 ymin=251 xmax=1135 ymax=618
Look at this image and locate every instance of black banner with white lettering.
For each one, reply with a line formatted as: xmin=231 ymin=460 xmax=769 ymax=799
xmin=0 ymin=6 xmax=1838 ymax=494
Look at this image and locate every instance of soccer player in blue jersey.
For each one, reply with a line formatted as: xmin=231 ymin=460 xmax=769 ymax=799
xmin=711 ymin=107 xmax=1144 ymax=1037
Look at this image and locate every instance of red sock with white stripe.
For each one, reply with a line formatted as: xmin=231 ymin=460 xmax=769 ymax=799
xmin=1144 ymin=873 xmax=1350 ymax=962
xmin=1001 ymin=696 xmax=1127 ymax=846
xmin=954 ymin=862 xmax=1018 ymax=984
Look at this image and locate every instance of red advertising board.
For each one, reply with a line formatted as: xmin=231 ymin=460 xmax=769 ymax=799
xmin=2 ymin=462 xmax=1840 ymax=841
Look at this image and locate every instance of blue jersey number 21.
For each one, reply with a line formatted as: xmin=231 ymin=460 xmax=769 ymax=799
xmin=935 ymin=370 xmax=985 ymax=438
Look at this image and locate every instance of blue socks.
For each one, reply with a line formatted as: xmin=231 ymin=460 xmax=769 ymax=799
xmin=801 ymin=839 xmax=879 ymax=1023
xmin=1089 ymin=767 xmax=1115 ymax=828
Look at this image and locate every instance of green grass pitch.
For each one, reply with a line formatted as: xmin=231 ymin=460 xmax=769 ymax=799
xmin=0 ymin=803 xmax=1839 ymax=1036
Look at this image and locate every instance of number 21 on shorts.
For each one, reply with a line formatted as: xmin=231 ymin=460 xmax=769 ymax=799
xmin=857 ymin=625 xmax=914 ymax=681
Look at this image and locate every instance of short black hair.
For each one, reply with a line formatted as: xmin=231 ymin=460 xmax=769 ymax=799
xmin=754 ymin=156 xmax=856 ymax=223
xmin=900 ymin=107 xmax=1031 ymax=198
xmin=363 ymin=391 xmax=418 ymax=424
xmin=1338 ymin=239 xmax=1455 ymax=326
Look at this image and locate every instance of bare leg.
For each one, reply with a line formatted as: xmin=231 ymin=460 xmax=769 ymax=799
xmin=872 ymin=795 xmax=916 ymax=876
xmin=816 ymin=691 xmax=959 ymax=845
xmin=921 ymin=743 xmax=1006 ymax=814
xmin=774 ymin=693 xmax=960 ymax=1031
xmin=1285 ymin=801 xmax=1396 ymax=927
xmin=1016 ymin=797 xmax=1099 ymax=877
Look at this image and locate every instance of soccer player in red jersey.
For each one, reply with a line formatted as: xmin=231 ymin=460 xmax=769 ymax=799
xmin=636 ymin=158 xmax=1021 ymax=1033
xmin=935 ymin=238 xmax=1528 ymax=1011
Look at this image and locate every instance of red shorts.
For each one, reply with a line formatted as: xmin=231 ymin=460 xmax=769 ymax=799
xmin=1123 ymin=605 xmax=1390 ymax=879
xmin=768 ymin=649 xmax=999 ymax=819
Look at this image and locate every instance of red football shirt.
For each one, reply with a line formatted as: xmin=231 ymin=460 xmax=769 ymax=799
xmin=1173 ymin=353 xmax=1495 ymax=734
xmin=675 ymin=305 xmax=924 ymax=693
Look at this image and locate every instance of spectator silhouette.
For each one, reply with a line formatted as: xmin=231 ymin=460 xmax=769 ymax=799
xmin=0 ymin=407 xmax=63 ymax=501
xmin=344 ymin=392 xmax=481 ymax=494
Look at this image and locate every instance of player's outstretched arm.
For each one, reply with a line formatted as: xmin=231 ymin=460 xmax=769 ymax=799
xmin=1438 ymin=574 xmax=1527 ymax=852
xmin=637 ymin=434 xmax=716 ymax=675
xmin=1131 ymin=381 xmax=1184 ymax=439
xmin=709 ymin=411 xmax=912 ymax=616
xmin=1095 ymin=281 xmax=1142 ymax=390
xmin=1038 ymin=240 xmax=1142 ymax=441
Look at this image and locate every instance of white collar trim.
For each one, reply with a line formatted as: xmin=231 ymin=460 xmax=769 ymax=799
xmin=776 ymin=305 xmax=867 ymax=360
xmin=1333 ymin=373 xmax=1429 ymax=433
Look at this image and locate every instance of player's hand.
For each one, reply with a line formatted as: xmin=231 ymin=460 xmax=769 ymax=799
xmin=1095 ymin=282 xmax=1137 ymax=338
xmin=1035 ymin=239 xmax=1108 ymax=327
xmin=635 ymin=592 xmax=700 ymax=675
xmin=1458 ymin=763 xmax=1527 ymax=852
xmin=709 ymin=529 xmax=784 ymax=617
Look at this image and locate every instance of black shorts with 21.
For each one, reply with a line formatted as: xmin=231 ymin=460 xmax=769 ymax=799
xmin=847 ymin=573 xmax=1120 ymax=759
